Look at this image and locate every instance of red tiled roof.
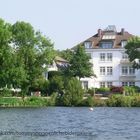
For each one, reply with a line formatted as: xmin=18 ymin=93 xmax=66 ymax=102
xmin=73 ymin=27 xmax=134 ymax=49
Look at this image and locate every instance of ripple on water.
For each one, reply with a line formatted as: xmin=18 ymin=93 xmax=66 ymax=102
xmin=0 ymin=107 xmax=140 ymax=140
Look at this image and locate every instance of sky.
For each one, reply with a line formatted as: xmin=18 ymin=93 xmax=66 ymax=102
xmin=0 ymin=0 xmax=140 ymax=50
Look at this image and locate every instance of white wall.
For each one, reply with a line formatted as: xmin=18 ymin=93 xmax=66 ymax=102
xmin=82 ymin=48 xmax=140 ymax=89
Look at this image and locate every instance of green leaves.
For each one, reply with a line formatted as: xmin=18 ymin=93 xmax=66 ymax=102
xmin=125 ymin=36 xmax=140 ymax=69
xmin=0 ymin=19 xmax=55 ymax=95
xmin=68 ymin=45 xmax=94 ymax=78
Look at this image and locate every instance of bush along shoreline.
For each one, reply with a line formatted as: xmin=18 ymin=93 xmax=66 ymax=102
xmin=1 ymin=94 xmax=140 ymax=107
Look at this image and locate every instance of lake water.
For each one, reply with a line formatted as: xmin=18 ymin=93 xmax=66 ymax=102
xmin=0 ymin=107 xmax=140 ymax=140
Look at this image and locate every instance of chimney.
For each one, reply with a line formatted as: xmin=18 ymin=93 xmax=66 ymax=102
xmin=121 ymin=28 xmax=125 ymax=35
xmin=98 ymin=29 xmax=102 ymax=37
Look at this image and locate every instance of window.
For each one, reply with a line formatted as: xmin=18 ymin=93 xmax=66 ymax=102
xmin=100 ymin=67 xmax=105 ymax=75
xmin=122 ymin=66 xmax=128 ymax=75
xmin=107 ymin=67 xmax=113 ymax=75
xmin=84 ymin=41 xmax=92 ymax=49
xmin=100 ymin=82 xmax=105 ymax=88
xmin=107 ymin=53 xmax=112 ymax=61
xmin=122 ymin=53 xmax=128 ymax=60
xmin=100 ymin=53 xmax=105 ymax=61
xmin=82 ymin=81 xmax=88 ymax=89
xmin=107 ymin=82 xmax=112 ymax=88
xmin=122 ymin=82 xmax=128 ymax=86
xmin=121 ymin=41 xmax=127 ymax=48
xmin=129 ymin=67 xmax=135 ymax=75
xmin=122 ymin=82 xmax=135 ymax=86
xmin=100 ymin=42 xmax=113 ymax=49
xmin=129 ymin=82 xmax=135 ymax=86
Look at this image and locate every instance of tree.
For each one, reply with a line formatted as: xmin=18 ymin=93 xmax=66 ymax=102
xmin=56 ymin=49 xmax=73 ymax=61
xmin=62 ymin=77 xmax=83 ymax=106
xmin=65 ymin=45 xmax=94 ymax=79
xmin=11 ymin=21 xmax=55 ymax=94
xmin=125 ymin=37 xmax=140 ymax=69
xmin=0 ymin=18 xmax=13 ymax=88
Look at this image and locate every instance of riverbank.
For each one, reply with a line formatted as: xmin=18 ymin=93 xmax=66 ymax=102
xmin=0 ymin=95 xmax=140 ymax=107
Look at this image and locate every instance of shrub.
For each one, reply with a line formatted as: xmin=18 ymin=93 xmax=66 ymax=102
xmin=131 ymin=96 xmax=140 ymax=107
xmin=61 ymin=77 xmax=84 ymax=106
xmin=80 ymin=96 xmax=94 ymax=107
xmin=24 ymin=96 xmax=46 ymax=106
xmin=93 ymin=97 xmax=106 ymax=107
xmin=110 ymin=86 xmax=123 ymax=94
xmin=47 ymin=92 xmax=58 ymax=106
xmin=106 ymin=95 xmax=132 ymax=107
xmin=87 ymin=88 xmax=95 ymax=96
xmin=96 ymin=87 xmax=110 ymax=93
xmin=0 ymin=88 xmax=13 ymax=97
xmin=48 ymin=75 xmax=64 ymax=95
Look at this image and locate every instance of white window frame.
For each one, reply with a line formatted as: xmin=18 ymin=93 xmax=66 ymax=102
xmin=122 ymin=82 xmax=128 ymax=86
xmin=84 ymin=41 xmax=92 ymax=49
xmin=107 ymin=53 xmax=112 ymax=61
xmin=129 ymin=67 xmax=135 ymax=75
xmin=107 ymin=67 xmax=113 ymax=75
xmin=129 ymin=82 xmax=135 ymax=86
xmin=100 ymin=67 xmax=105 ymax=75
xmin=122 ymin=53 xmax=128 ymax=60
xmin=122 ymin=66 xmax=128 ymax=75
xmin=107 ymin=82 xmax=112 ymax=88
xmin=100 ymin=42 xmax=113 ymax=49
xmin=121 ymin=41 xmax=127 ymax=48
xmin=100 ymin=82 xmax=105 ymax=88
xmin=82 ymin=81 xmax=88 ymax=89
xmin=100 ymin=53 xmax=105 ymax=61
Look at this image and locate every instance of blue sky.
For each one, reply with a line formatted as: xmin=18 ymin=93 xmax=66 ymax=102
xmin=0 ymin=0 xmax=140 ymax=50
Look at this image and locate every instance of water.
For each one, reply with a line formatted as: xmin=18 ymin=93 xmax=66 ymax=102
xmin=0 ymin=107 xmax=140 ymax=140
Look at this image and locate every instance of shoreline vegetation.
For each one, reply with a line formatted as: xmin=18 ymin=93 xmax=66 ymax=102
xmin=0 ymin=94 xmax=140 ymax=107
xmin=1 ymin=18 xmax=140 ymax=108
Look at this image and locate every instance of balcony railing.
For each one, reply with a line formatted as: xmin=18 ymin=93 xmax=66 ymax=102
xmin=120 ymin=59 xmax=130 ymax=64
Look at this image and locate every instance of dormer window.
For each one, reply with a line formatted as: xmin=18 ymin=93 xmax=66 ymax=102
xmin=121 ymin=40 xmax=127 ymax=48
xmin=100 ymin=41 xmax=113 ymax=49
xmin=84 ymin=41 xmax=92 ymax=49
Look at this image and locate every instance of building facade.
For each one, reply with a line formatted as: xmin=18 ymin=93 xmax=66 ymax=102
xmin=80 ymin=25 xmax=140 ymax=89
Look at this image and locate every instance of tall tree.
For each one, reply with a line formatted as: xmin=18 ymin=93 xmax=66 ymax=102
xmin=0 ymin=18 xmax=13 ymax=88
xmin=65 ymin=45 xmax=94 ymax=79
xmin=12 ymin=21 xmax=55 ymax=94
xmin=125 ymin=37 xmax=140 ymax=69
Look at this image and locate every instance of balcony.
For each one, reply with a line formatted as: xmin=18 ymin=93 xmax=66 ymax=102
xmin=120 ymin=74 xmax=136 ymax=81
xmin=120 ymin=59 xmax=130 ymax=64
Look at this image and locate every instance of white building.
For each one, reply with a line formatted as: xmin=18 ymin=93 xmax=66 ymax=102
xmin=44 ymin=56 xmax=69 ymax=79
xmin=80 ymin=25 xmax=140 ymax=89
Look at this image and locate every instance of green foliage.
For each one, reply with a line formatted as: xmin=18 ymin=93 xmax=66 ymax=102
xmin=64 ymin=45 xmax=94 ymax=78
xmin=125 ymin=37 xmax=140 ymax=69
xmin=24 ymin=96 xmax=46 ymax=107
xmin=48 ymin=76 xmax=64 ymax=95
xmin=80 ymin=96 xmax=94 ymax=107
xmin=96 ymin=87 xmax=110 ymax=93
xmin=47 ymin=92 xmax=58 ymax=106
xmin=48 ymin=71 xmax=62 ymax=80
xmin=55 ymin=49 xmax=73 ymax=61
xmin=0 ymin=18 xmax=55 ymax=95
xmin=87 ymin=88 xmax=95 ymax=96
xmin=106 ymin=95 xmax=132 ymax=107
xmin=62 ymin=77 xmax=84 ymax=106
xmin=0 ymin=88 xmax=12 ymax=97
xmin=0 ymin=19 xmax=14 ymax=88
xmin=124 ymin=86 xmax=133 ymax=95
xmin=131 ymin=96 xmax=140 ymax=107
xmin=0 ymin=97 xmax=22 ymax=107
